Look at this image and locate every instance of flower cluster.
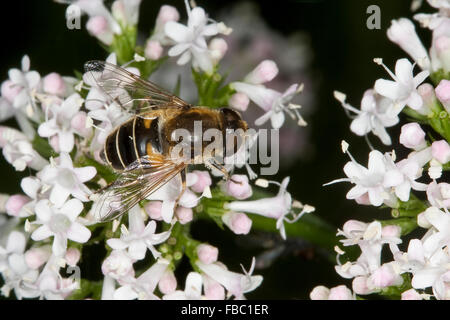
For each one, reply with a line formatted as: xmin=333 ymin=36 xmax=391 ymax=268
xmin=313 ymin=0 xmax=450 ymax=300
xmin=0 ymin=1 xmax=315 ymax=299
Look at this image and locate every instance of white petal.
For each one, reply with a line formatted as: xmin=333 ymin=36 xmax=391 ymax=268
xmin=395 ymin=59 xmax=414 ymax=84
xmin=107 ymin=238 xmax=128 ymax=250
xmin=31 ymin=225 xmax=53 ymax=241
xmin=164 ymin=21 xmax=190 ymax=43
xmin=60 ymin=198 xmax=83 ymax=220
xmin=73 ymin=166 xmax=97 ymax=182
xmin=374 ymin=79 xmax=401 ymax=100
xmin=114 ymin=285 xmax=138 ymax=300
xmin=6 ymin=231 xmax=26 ymax=253
xmin=270 ymin=111 xmax=285 ymax=129
xmin=52 ymin=234 xmax=68 ymax=256
xmin=128 ymin=240 xmax=147 ymax=260
xmin=67 ymin=222 xmax=91 ymax=243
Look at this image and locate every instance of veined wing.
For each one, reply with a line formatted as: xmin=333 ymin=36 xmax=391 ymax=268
xmin=91 ymin=155 xmax=187 ymax=222
xmin=83 ymin=60 xmax=190 ymax=115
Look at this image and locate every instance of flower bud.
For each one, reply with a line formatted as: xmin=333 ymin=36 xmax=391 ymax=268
xmin=175 ymin=206 xmax=193 ymax=224
xmin=209 ymin=38 xmax=228 ymax=63
xmin=5 ymin=194 xmax=30 ymax=216
xmin=417 ymin=83 xmax=437 ymax=115
xmin=432 ymin=140 xmax=450 ymax=164
xmin=156 ymin=5 xmax=180 ymax=27
xmin=381 ymin=225 xmax=401 ymax=238
xmin=204 ymin=277 xmax=225 ymax=300
xmin=355 ymin=193 xmax=371 ymax=205
xmin=309 ymin=285 xmax=330 ymax=300
xmin=179 ymin=189 xmax=199 ymax=208
xmin=71 ymin=111 xmax=92 ymax=137
xmin=86 ymin=16 xmax=113 ymax=45
xmin=190 ymin=170 xmax=212 ymax=193
xmin=387 ymin=18 xmax=430 ymax=70
xmin=399 ymin=123 xmax=426 ymax=150
xmin=222 ymin=212 xmax=252 ymax=235
xmin=158 ymin=270 xmax=177 ymax=295
xmin=49 ymin=135 xmax=60 ymax=153
xmin=65 ymin=248 xmax=81 ymax=266
xmin=328 ymin=285 xmax=353 ymax=300
xmin=417 ymin=211 xmax=432 ymax=228
xmin=145 ymin=201 xmax=163 ymax=220
xmin=352 ymin=277 xmax=372 ymax=295
xmin=435 ymin=79 xmax=450 ymax=113
xmin=144 ymin=40 xmax=163 ymax=60
xmin=43 ymin=73 xmax=66 ymax=96
xmin=369 ymin=265 xmax=400 ymax=288
xmin=228 ymin=93 xmax=250 ymax=112
xmin=196 ymin=244 xmax=219 ymax=264
xmin=401 ymin=288 xmax=422 ymax=300
xmin=224 ymin=175 xmax=252 ymax=200
xmin=25 ymin=247 xmax=51 ymax=269
xmin=342 ymin=219 xmax=366 ymax=234
xmin=244 ymin=60 xmax=278 ymax=85
xmin=1 ymin=80 xmax=21 ymax=103
xmin=434 ymin=36 xmax=450 ymax=73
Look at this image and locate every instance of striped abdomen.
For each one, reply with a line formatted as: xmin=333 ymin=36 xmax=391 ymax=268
xmin=102 ymin=116 xmax=163 ymax=170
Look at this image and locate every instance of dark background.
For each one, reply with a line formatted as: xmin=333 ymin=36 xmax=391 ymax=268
xmin=0 ymin=0 xmax=427 ymax=299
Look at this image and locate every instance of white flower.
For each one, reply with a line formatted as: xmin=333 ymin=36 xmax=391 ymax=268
xmin=374 ymin=58 xmax=429 ymax=115
xmin=383 ymin=156 xmax=428 ymax=202
xmin=111 ymin=0 xmax=142 ymax=27
xmin=106 ymin=206 xmax=171 ymax=260
xmin=196 ymin=257 xmax=262 ymax=299
xmin=37 ymin=153 xmax=96 ymax=207
xmin=163 ymin=272 xmax=204 ymax=300
xmin=0 ymin=231 xmax=40 ymax=299
xmin=112 ymin=259 xmax=170 ymax=300
xmin=38 ymin=93 xmax=84 ymax=153
xmin=6 ymin=55 xmax=40 ymax=111
xmin=387 ymin=18 xmax=431 ymax=70
xmin=1 ymin=126 xmax=48 ymax=171
xmin=334 ymin=89 xmax=398 ymax=145
xmin=31 ymin=199 xmax=91 ymax=256
xmin=164 ymin=0 xmax=222 ymax=73
xmin=232 ymin=82 xmax=305 ymax=129
xmin=102 ymin=250 xmax=135 ymax=282
xmin=225 ymin=177 xmax=312 ymax=239
xmin=329 ymin=150 xmax=390 ymax=207
xmin=35 ymin=256 xmax=79 ymax=300
xmin=427 ymin=181 xmax=450 ymax=209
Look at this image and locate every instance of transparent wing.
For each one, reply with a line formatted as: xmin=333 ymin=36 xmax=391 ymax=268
xmin=91 ymin=155 xmax=187 ymax=222
xmin=83 ymin=60 xmax=189 ymax=115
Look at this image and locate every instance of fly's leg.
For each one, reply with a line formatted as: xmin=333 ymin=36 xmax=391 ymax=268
xmin=174 ymin=168 xmax=187 ymax=208
xmin=206 ymin=158 xmax=242 ymax=185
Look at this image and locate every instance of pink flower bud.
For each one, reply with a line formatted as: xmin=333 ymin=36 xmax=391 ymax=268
xmin=144 ymin=40 xmax=163 ymax=60
xmin=369 ymin=265 xmax=398 ymax=288
xmin=417 ymin=83 xmax=436 ymax=115
xmin=196 ymin=244 xmax=219 ymax=264
xmin=401 ymin=288 xmax=422 ymax=300
xmin=1 ymin=80 xmax=21 ymax=103
xmin=71 ymin=111 xmax=91 ymax=137
xmin=222 ymin=212 xmax=252 ymax=235
xmin=244 ymin=60 xmax=279 ymax=85
xmin=190 ymin=170 xmax=212 ymax=193
xmin=432 ymin=140 xmax=450 ymax=164
xmin=158 ymin=270 xmax=177 ymax=295
xmin=5 ymin=194 xmax=30 ymax=216
xmin=43 ymin=73 xmax=66 ymax=96
xmin=49 ymin=135 xmax=60 ymax=153
xmin=25 ymin=247 xmax=51 ymax=269
xmin=65 ymin=248 xmax=81 ymax=266
xmin=435 ymin=79 xmax=450 ymax=113
xmin=86 ymin=16 xmax=113 ymax=45
xmin=228 ymin=93 xmax=250 ymax=112
xmin=156 ymin=5 xmax=180 ymax=26
xmin=224 ymin=174 xmax=252 ymax=200
xmin=175 ymin=206 xmax=193 ymax=224
xmin=352 ymin=276 xmax=371 ymax=295
xmin=399 ymin=123 xmax=426 ymax=150
xmin=355 ymin=193 xmax=371 ymax=205
xmin=381 ymin=225 xmax=401 ymax=238
xmin=434 ymin=36 xmax=450 ymax=72
xmin=328 ymin=285 xmax=353 ymax=300
xmin=209 ymin=38 xmax=228 ymax=62
xmin=145 ymin=201 xmax=163 ymax=220
xmin=310 ymin=285 xmax=330 ymax=300
xmin=86 ymin=15 xmax=109 ymax=36
xmin=204 ymin=279 xmax=225 ymax=300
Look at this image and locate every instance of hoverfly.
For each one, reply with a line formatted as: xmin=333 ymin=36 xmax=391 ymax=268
xmin=84 ymin=60 xmax=248 ymax=222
